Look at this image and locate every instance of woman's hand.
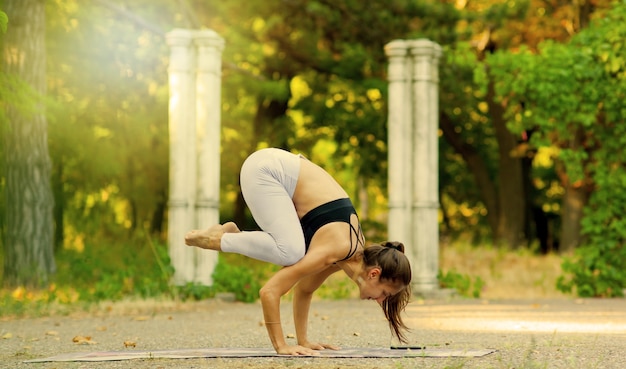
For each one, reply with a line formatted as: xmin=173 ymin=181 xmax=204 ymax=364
xmin=276 ymin=344 xmax=322 ymax=356
xmin=299 ymin=341 xmax=341 ymax=351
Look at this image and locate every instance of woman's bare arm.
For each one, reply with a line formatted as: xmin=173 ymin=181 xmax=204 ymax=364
xmin=293 ymin=265 xmax=341 ymax=350
xmin=259 ymin=250 xmax=335 ymax=355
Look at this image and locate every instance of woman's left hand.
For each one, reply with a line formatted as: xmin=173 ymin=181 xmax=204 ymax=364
xmin=299 ymin=341 xmax=341 ymax=351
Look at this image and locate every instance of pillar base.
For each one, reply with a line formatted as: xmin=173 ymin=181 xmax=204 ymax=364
xmin=412 ymin=287 xmax=457 ymax=300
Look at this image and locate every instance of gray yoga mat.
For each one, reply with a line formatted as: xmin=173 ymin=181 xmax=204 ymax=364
xmin=25 ymin=347 xmax=497 ymax=362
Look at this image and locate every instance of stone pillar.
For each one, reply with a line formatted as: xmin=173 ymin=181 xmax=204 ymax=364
xmin=166 ymin=29 xmax=224 ymax=286
xmin=384 ymin=40 xmax=411 ymax=246
xmin=193 ymin=30 xmax=225 ymax=285
xmin=410 ymin=39 xmax=442 ymax=292
xmin=385 ymin=39 xmax=443 ymax=294
xmin=166 ymin=29 xmax=196 ymax=285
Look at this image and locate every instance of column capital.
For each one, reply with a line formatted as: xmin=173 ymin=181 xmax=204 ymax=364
xmin=166 ymin=28 xmax=194 ymax=47
xmin=385 ymin=39 xmax=409 ymax=58
xmin=409 ymin=39 xmax=443 ymax=61
xmin=194 ymin=29 xmax=225 ymax=51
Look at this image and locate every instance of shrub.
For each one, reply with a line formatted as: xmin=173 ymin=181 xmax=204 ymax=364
xmin=438 ymin=269 xmax=484 ymax=298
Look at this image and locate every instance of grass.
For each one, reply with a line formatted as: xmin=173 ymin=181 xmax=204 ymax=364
xmin=439 ymin=241 xmax=567 ymax=300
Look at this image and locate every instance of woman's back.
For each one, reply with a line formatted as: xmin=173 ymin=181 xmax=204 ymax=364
xmin=292 ymin=158 xmax=350 ymax=219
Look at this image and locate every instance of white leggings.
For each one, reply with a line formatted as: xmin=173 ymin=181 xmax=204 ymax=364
xmin=220 ymin=148 xmax=306 ymax=266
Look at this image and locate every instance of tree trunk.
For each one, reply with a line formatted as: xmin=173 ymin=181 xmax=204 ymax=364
xmin=559 ymin=183 xmax=588 ymax=253
xmin=150 ymin=191 xmax=166 ymax=236
xmin=2 ymin=0 xmax=56 ymax=287
xmin=486 ymin=77 xmax=526 ymax=248
xmin=556 ymin=126 xmax=593 ymax=253
xmin=52 ymin=160 xmax=64 ymax=251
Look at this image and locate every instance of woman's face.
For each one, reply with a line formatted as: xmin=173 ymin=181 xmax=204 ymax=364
xmin=357 ymin=267 xmax=405 ymax=305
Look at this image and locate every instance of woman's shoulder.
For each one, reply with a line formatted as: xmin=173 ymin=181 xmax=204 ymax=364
xmin=308 ymin=223 xmax=360 ymax=260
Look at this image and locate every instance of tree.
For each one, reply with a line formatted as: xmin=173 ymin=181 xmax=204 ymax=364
xmin=196 ymin=0 xmax=461 ymax=228
xmin=438 ymin=0 xmax=614 ymax=249
xmin=1 ymin=0 xmax=56 ymax=286
xmin=487 ymin=1 xmax=626 ymax=296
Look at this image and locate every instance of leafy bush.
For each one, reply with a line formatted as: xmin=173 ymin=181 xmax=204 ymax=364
xmin=438 ymin=269 xmax=484 ymax=298
xmin=557 ymin=168 xmax=626 ymax=297
xmin=555 ymin=3 xmax=626 ymax=297
xmin=53 ymin=236 xmax=174 ymax=302
xmin=211 ymin=258 xmax=263 ymax=303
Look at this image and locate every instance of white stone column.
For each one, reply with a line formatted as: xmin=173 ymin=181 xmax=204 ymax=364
xmin=166 ymin=29 xmax=196 ymax=285
xmin=193 ymin=30 xmax=225 ymax=285
xmin=384 ymin=40 xmax=411 ymax=246
xmin=409 ymin=39 xmax=442 ymax=292
xmin=385 ymin=39 xmax=442 ymax=294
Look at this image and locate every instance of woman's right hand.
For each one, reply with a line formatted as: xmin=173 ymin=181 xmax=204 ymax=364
xmin=299 ymin=340 xmax=341 ymax=351
xmin=276 ymin=344 xmax=321 ymax=356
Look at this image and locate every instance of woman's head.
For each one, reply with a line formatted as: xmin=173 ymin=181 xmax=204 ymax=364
xmin=359 ymin=241 xmax=412 ymax=343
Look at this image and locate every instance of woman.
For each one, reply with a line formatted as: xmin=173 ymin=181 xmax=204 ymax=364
xmin=185 ymin=148 xmax=412 ymax=356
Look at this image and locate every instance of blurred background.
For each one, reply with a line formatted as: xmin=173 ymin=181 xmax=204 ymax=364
xmin=1 ymin=0 xmax=625 ymax=314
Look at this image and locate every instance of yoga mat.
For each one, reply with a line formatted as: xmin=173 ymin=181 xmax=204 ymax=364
xmin=25 ymin=347 xmax=496 ymax=362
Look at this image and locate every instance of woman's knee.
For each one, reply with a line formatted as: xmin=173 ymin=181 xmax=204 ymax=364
xmin=280 ymin=247 xmax=306 ymax=266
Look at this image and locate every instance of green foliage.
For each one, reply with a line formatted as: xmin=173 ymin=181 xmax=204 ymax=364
xmin=488 ymin=1 xmax=626 ymax=296
xmin=0 ymin=10 xmax=7 ymax=33
xmin=314 ymin=275 xmax=354 ymax=300
xmin=53 ymin=236 xmax=174 ymax=302
xmin=211 ymin=259 xmax=263 ymax=303
xmin=554 ymin=3 xmax=626 ymax=297
xmin=174 ymin=282 xmax=214 ymax=301
xmin=438 ymin=269 xmax=484 ymax=298
xmin=4 ymin=0 xmax=623 ymax=301
xmin=558 ymin=141 xmax=626 ymax=297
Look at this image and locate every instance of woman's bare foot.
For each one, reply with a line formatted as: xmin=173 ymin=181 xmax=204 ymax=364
xmin=184 ymin=224 xmax=224 ymax=251
xmin=222 ymin=221 xmax=241 ymax=233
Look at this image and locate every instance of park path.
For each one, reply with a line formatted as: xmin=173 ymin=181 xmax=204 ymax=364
xmin=1 ymin=297 xmax=625 ymax=368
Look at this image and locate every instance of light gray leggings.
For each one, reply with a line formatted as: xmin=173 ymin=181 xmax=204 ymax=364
xmin=220 ymin=148 xmax=306 ymax=266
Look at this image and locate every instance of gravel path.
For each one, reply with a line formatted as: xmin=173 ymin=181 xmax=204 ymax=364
xmin=2 ymin=297 xmax=625 ymax=368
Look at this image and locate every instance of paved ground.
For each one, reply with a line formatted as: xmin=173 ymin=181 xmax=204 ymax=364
xmin=1 ymin=297 xmax=625 ymax=368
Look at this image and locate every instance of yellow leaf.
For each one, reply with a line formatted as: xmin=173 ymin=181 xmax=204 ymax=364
xmin=72 ymin=335 xmax=97 ymax=345
xmin=2 ymin=332 xmax=12 ymax=339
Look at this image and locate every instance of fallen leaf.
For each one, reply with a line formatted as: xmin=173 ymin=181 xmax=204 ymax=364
xmin=286 ymin=333 xmax=295 ymax=339
xmin=72 ymin=336 xmax=97 ymax=345
xmin=2 ymin=332 xmax=12 ymax=339
xmin=353 ymin=332 xmax=360 ymax=337
xmin=45 ymin=331 xmax=59 ymax=336
xmin=123 ymin=341 xmax=137 ymax=348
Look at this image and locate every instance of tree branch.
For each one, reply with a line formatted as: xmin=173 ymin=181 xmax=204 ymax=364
xmin=92 ymin=0 xmax=165 ymax=37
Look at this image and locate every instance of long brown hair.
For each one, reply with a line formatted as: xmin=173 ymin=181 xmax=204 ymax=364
xmin=363 ymin=241 xmax=412 ymax=343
